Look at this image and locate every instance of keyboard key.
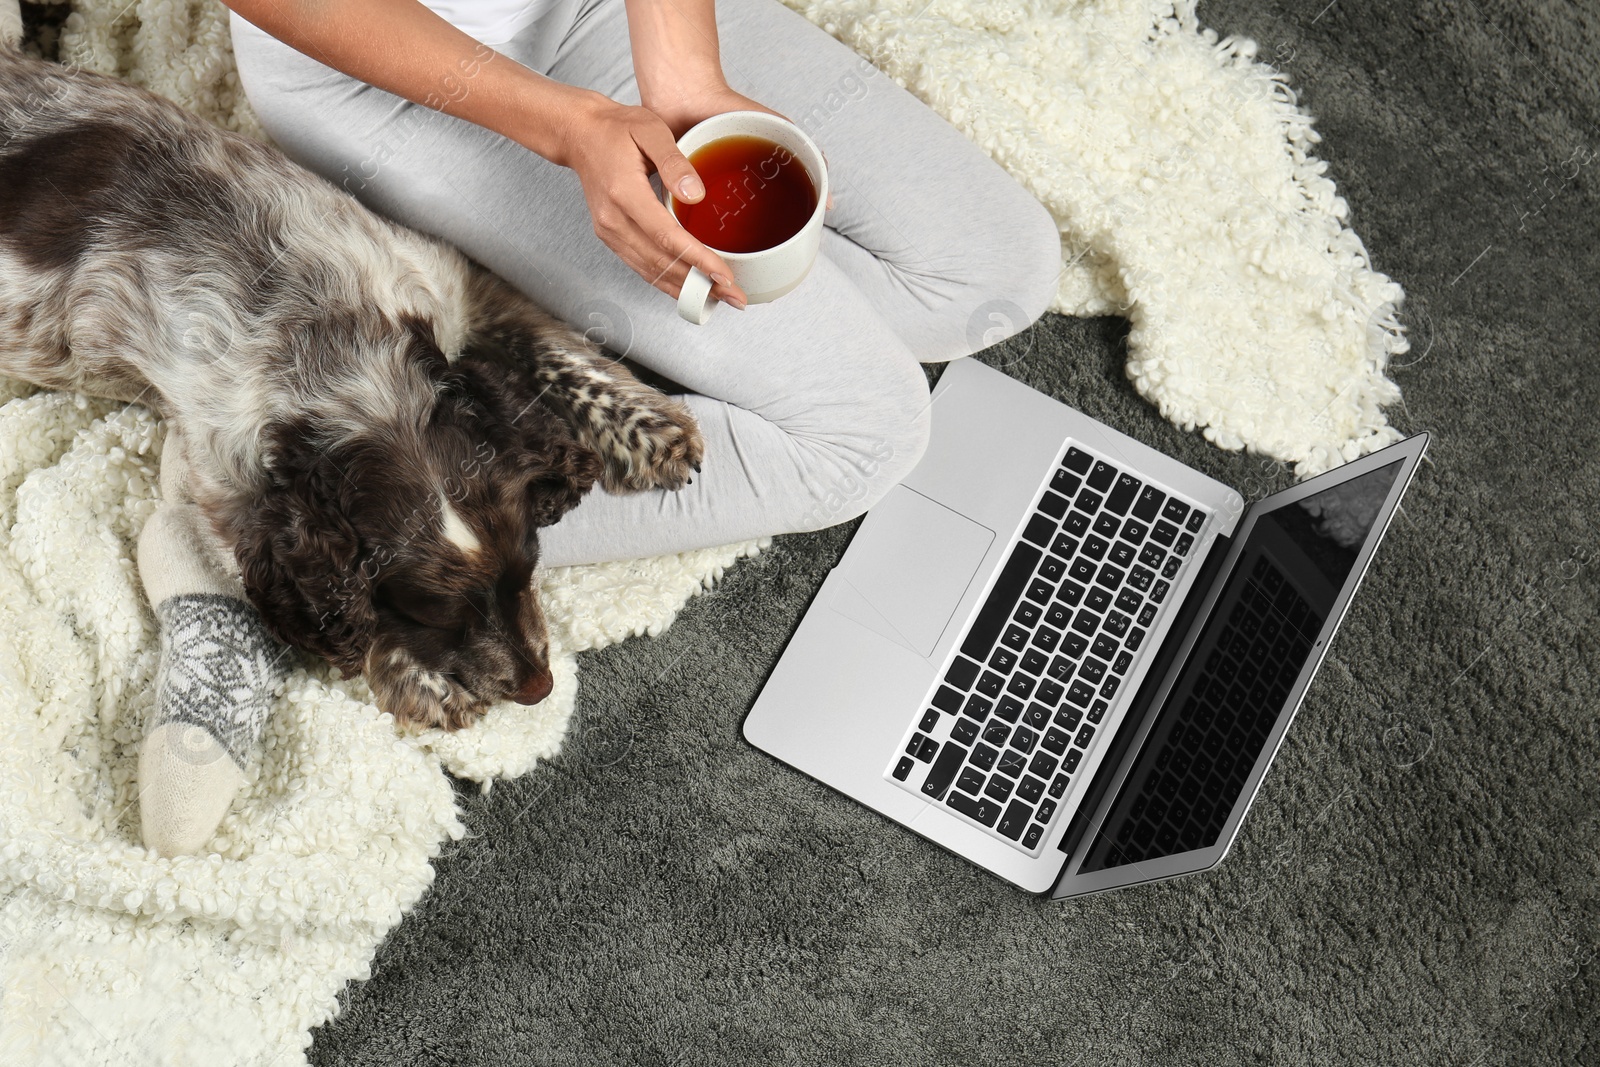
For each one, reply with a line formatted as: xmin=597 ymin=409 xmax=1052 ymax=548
xmin=1047 ymin=655 xmax=1075 ymax=681
xmin=1083 ymin=536 xmax=1109 ymax=561
xmin=1037 ymin=679 xmax=1065 ymax=707
xmin=1104 ymin=612 xmax=1131 ymax=638
xmin=1137 ymin=603 xmax=1158 ymax=626
xmin=1100 ymin=676 xmax=1121 ymax=699
xmin=998 ymin=750 xmax=1028 ymax=777
xmin=1079 ymin=657 xmax=1106 ymax=684
xmin=1067 ymin=680 xmax=1095 ymax=706
xmin=1007 ymin=674 xmax=1036 ymax=700
xmin=1175 ymin=533 xmax=1195 ymax=556
xmin=1113 ymin=651 xmax=1133 ymax=674
xmin=1109 ymin=541 xmax=1136 ymax=568
xmin=1051 ymin=534 xmax=1081 ymax=560
xmin=1063 ymin=749 xmax=1082 ymax=773
xmin=1089 ymin=634 xmax=1116 ymax=660
xmin=1042 ymin=728 xmax=1070 ymax=754
xmin=982 ymin=721 xmax=1011 ymax=747
xmin=990 ymin=648 xmax=1018 ymax=673
xmin=970 ymin=743 xmax=998 ymax=770
xmin=1105 ymin=473 xmax=1141 ymax=515
xmin=947 ymin=789 xmax=1001 ymax=827
xmin=1014 ymin=604 xmax=1042 ymax=631
xmin=1063 ymin=633 xmax=1089 ymax=658
xmin=1062 ymin=447 xmax=1092 ymax=474
xmin=1075 ymin=488 xmax=1104 ymax=513
xmin=1049 ymin=773 xmax=1072 ymax=798
xmin=998 ymin=800 xmax=1033 ymax=840
xmin=1039 ymin=554 xmax=1068 ymax=583
xmin=984 ymin=773 xmax=1015 ymax=802
xmin=1093 ymin=513 xmax=1122 ymax=538
xmin=1126 ymin=627 xmax=1146 ymax=651
xmin=977 ymin=671 xmax=1005 ymax=697
xmin=1161 ymin=498 xmax=1191 ymax=526
xmin=919 ymin=709 xmax=939 ymax=732
xmin=932 ymin=686 xmax=964 ymax=713
xmin=920 ymin=742 xmax=968 ymax=798
xmin=1023 ymin=823 xmax=1045 ymax=849
xmin=1038 ymin=491 xmax=1069 ymax=519
xmin=906 ymin=732 xmax=933 ymax=758
xmin=1063 ymin=512 xmax=1091 ymax=536
xmin=1017 ymin=774 xmax=1046 ymax=803
xmin=1036 ymin=798 xmax=1057 ymax=824
xmin=951 ymin=717 xmax=979 ymax=745
xmin=1121 ymin=518 xmax=1149 ymax=543
xmin=1087 ymin=461 xmax=1116 ymax=492
xmin=1138 ymin=543 xmax=1166 ymax=569
xmin=957 ymin=766 xmax=986 ymax=794
xmin=1115 ymin=588 xmax=1143 ymax=614
xmin=1022 ymin=648 xmax=1049 ymax=675
xmin=1071 ymin=610 xmax=1100 ymax=637
xmin=1026 ymin=578 xmax=1054 ymax=605
xmin=961 ymin=542 xmax=1042 ymax=660
xmin=1002 ymin=625 xmax=1029 ymax=651
xmin=1068 ymin=558 xmax=1097 ymax=584
xmin=1022 ymin=702 xmax=1051 ymax=729
xmin=1045 ymin=603 xmax=1072 ymax=630
xmin=893 ymin=756 xmax=914 ymax=780
xmin=1029 ymin=751 xmax=1059 ymax=779
xmin=1186 ymin=509 xmax=1207 ymax=533
xmin=1132 ymin=485 xmax=1166 ymax=521
xmin=945 ymin=657 xmax=980 ymax=689
xmin=1074 ymin=724 xmax=1097 ymax=748
xmin=962 ymin=695 xmax=992 ymax=721
xmin=1051 ymin=468 xmax=1082 ymax=497
xmin=1162 ymin=555 xmax=1183 ymax=579
xmin=1054 ymin=707 xmax=1083 ymax=733
xmin=1031 ymin=627 xmax=1061 ymax=653
xmin=1151 ymin=580 xmax=1171 ymax=604
xmin=1095 ymin=564 xmax=1126 ymax=590
xmin=1150 ymin=521 xmax=1178 ymax=547
xmin=1021 ymin=514 xmax=1056 ymax=547
xmin=1010 ymin=726 xmax=1039 ymax=754
xmin=1086 ymin=587 xmax=1113 ymax=613
xmin=994 ymin=696 xmax=1023 ymax=723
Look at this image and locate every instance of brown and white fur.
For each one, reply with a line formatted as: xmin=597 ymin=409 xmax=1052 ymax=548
xmin=0 ymin=33 xmax=702 ymax=729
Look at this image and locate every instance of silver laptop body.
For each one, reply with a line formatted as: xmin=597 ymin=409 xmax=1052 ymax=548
xmin=744 ymin=358 xmax=1427 ymax=897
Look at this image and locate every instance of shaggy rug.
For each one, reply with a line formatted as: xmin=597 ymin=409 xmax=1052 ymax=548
xmin=0 ymin=0 xmax=1403 ymax=1062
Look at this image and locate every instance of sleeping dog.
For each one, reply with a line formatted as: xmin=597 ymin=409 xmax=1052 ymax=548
xmin=0 ymin=47 xmax=702 ymax=729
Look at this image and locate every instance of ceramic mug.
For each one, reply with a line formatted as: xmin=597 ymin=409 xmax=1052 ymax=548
xmin=666 ymin=111 xmax=830 ymax=325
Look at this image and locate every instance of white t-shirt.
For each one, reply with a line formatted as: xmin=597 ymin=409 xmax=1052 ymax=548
xmin=418 ymin=0 xmax=553 ymax=47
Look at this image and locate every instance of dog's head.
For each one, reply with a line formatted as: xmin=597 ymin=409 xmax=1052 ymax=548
xmin=234 ymin=329 xmax=601 ymax=730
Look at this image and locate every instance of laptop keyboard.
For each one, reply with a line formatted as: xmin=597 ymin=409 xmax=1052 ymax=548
xmin=889 ymin=444 xmax=1209 ymax=853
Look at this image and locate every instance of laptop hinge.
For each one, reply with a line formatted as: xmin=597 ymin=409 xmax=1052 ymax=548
xmin=1057 ymin=529 xmax=1235 ymax=859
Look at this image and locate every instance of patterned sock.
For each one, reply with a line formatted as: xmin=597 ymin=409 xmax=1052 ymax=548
xmin=137 ymin=432 xmax=290 ymax=857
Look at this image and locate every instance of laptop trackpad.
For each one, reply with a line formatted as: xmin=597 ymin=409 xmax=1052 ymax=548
xmin=827 ymin=486 xmax=995 ymax=659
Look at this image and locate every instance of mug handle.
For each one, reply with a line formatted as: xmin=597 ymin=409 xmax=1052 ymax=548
xmin=677 ymin=267 xmax=716 ymax=325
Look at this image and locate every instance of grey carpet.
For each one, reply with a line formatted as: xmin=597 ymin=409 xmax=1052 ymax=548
xmin=307 ymin=1 xmax=1597 ymax=1063
xmin=33 ymin=0 xmax=1596 ymax=1060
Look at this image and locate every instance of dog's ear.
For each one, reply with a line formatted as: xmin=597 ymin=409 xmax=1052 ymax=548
xmin=234 ymin=428 xmax=377 ymax=677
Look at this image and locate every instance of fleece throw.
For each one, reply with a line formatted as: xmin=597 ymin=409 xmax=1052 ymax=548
xmin=0 ymin=0 xmax=1405 ymax=1061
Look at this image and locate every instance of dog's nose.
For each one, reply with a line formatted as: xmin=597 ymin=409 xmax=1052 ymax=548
xmin=511 ymin=669 xmax=553 ymax=706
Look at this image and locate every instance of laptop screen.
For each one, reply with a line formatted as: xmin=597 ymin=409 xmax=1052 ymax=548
xmin=1076 ymin=458 xmax=1405 ymax=873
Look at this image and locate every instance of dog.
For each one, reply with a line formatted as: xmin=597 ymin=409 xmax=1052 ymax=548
xmin=0 ymin=41 xmax=703 ymax=729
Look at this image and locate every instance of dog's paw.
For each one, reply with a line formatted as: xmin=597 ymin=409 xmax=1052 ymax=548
xmin=593 ymin=393 xmax=705 ymax=493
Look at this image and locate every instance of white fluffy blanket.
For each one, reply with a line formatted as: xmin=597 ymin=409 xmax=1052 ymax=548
xmin=0 ymin=0 xmax=1405 ymax=1061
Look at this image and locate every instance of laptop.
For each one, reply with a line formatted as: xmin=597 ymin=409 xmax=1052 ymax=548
xmin=744 ymin=357 xmax=1427 ymax=897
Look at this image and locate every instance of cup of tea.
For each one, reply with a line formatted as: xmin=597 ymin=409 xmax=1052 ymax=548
xmin=666 ymin=111 xmax=829 ymax=325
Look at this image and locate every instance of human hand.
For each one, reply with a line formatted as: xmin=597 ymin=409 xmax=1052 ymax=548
xmin=556 ymin=90 xmax=749 ymax=308
xmin=648 ymin=84 xmax=834 ymax=210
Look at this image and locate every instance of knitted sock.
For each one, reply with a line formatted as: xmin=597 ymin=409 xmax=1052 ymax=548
xmin=137 ymin=431 xmax=290 ymax=857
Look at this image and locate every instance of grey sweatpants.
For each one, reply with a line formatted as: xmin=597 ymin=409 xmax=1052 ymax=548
xmin=229 ymin=0 xmax=1062 ymax=567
